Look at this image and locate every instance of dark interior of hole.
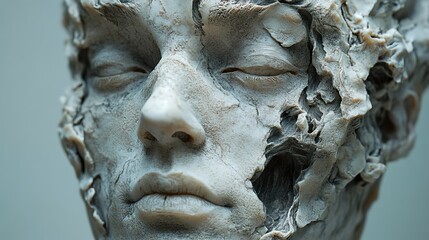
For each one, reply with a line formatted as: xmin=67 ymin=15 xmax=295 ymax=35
xmin=379 ymin=111 xmax=397 ymax=143
xmin=366 ymin=62 xmax=398 ymax=143
xmin=366 ymin=62 xmax=393 ymax=92
xmin=252 ymin=140 xmax=313 ymax=229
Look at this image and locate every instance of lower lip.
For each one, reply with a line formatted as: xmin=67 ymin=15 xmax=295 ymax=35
xmin=136 ymin=194 xmax=220 ymax=226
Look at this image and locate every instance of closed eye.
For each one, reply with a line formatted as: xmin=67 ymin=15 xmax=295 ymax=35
xmin=222 ymin=65 xmax=298 ymax=76
xmin=90 ymin=64 xmax=149 ymax=92
xmin=221 ymin=58 xmax=300 ymax=91
xmin=222 ymin=53 xmax=300 ymax=77
xmin=92 ymin=63 xmax=148 ymax=77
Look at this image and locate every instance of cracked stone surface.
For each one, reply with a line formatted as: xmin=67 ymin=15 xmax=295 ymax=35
xmin=60 ymin=0 xmax=429 ymax=239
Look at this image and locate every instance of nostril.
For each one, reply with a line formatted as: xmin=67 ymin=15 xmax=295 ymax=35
xmin=171 ymin=131 xmax=193 ymax=143
xmin=142 ymin=131 xmax=156 ymax=141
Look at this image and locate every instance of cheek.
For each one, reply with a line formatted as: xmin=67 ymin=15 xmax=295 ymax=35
xmin=82 ymin=92 xmax=143 ymax=169
xmin=204 ymin=101 xmax=271 ymax=178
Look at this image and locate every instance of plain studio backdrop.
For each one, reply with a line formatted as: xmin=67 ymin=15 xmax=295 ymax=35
xmin=0 ymin=1 xmax=427 ymax=239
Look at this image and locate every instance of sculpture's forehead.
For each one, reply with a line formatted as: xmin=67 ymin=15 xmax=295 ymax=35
xmin=138 ymin=0 xmax=194 ymax=28
xmin=81 ymin=0 xmax=305 ymax=53
xmin=139 ymin=0 xmax=274 ymax=37
xmin=86 ymin=0 xmax=281 ymax=28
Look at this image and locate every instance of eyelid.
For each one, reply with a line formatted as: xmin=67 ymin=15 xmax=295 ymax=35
xmin=223 ymin=54 xmax=299 ymax=76
xmin=91 ymin=72 xmax=145 ymax=92
xmin=223 ymin=65 xmax=296 ymax=76
xmin=89 ymin=63 xmax=149 ymax=92
xmin=228 ymin=71 xmax=284 ymax=91
xmin=91 ymin=63 xmax=148 ymax=77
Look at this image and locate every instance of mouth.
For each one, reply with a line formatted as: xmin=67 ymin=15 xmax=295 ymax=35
xmin=128 ymin=172 xmax=231 ymax=225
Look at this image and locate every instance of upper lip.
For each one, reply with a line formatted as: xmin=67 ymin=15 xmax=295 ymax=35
xmin=128 ymin=172 xmax=227 ymax=207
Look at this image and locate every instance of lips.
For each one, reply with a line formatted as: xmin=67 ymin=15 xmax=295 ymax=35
xmin=128 ymin=172 xmax=231 ymax=225
xmin=128 ymin=172 xmax=228 ymax=207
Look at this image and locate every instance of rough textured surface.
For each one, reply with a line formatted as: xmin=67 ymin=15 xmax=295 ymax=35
xmin=60 ymin=0 xmax=429 ymax=239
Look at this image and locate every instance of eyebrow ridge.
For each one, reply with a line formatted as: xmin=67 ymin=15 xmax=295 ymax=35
xmin=207 ymin=2 xmax=268 ymax=24
xmin=81 ymin=0 xmax=141 ymax=26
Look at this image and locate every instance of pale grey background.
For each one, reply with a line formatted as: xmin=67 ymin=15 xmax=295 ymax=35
xmin=0 ymin=1 xmax=427 ymax=239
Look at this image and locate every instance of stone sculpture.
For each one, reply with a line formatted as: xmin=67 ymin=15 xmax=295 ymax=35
xmin=60 ymin=0 xmax=429 ymax=239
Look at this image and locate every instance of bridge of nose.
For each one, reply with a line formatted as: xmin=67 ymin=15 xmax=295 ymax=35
xmin=139 ymin=56 xmax=206 ymax=146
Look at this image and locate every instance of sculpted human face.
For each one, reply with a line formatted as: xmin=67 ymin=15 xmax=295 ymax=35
xmin=79 ymin=0 xmax=309 ymax=239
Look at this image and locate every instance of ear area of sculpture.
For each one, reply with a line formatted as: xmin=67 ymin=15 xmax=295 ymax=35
xmin=60 ymin=0 xmax=429 ymax=239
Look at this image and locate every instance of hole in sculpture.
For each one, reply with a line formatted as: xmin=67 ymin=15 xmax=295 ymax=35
xmin=252 ymin=138 xmax=314 ymax=230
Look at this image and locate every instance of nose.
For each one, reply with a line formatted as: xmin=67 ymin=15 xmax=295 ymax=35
xmin=139 ymin=83 xmax=206 ymax=147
